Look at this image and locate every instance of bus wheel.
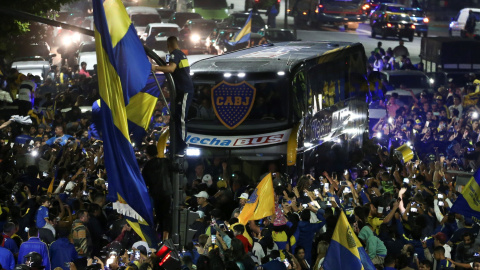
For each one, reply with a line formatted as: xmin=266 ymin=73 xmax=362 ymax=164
xmin=408 ymin=35 xmax=414 ymax=42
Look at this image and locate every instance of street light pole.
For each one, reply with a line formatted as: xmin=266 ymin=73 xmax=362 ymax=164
xmin=284 ymin=0 xmax=289 ymax=29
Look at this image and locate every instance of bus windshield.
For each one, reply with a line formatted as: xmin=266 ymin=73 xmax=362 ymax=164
xmin=187 ymin=73 xmax=289 ymax=131
xmin=194 ymin=0 xmax=228 ymax=8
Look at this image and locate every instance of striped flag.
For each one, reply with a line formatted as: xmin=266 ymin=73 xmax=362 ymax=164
xmin=92 ymin=0 xmax=157 ymax=247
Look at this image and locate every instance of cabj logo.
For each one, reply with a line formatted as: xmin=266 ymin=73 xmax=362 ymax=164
xmin=212 ymin=81 xmax=256 ymax=129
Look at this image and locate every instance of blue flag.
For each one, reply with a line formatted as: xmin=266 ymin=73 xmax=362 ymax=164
xmin=92 ymin=0 xmax=157 ymax=246
xmin=451 ymin=169 xmax=480 ymax=223
xmin=323 ymin=211 xmax=375 ymax=270
xmin=228 ymin=11 xmax=252 ymax=46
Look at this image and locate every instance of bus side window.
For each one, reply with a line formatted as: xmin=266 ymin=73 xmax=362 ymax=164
xmin=293 ymin=70 xmax=307 ymax=118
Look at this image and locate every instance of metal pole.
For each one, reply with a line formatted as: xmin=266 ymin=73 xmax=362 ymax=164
xmin=284 ymin=0 xmax=289 ymax=29
xmin=151 ymin=71 xmax=171 ymax=116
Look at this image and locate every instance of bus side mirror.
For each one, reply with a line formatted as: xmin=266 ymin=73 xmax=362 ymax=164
xmin=230 ymin=3 xmax=234 ymax=9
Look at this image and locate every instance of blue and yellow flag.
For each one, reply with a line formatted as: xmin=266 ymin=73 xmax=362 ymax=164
xmin=127 ymin=73 xmax=166 ymax=145
xmin=323 ymin=211 xmax=375 ymax=270
xmin=228 ymin=11 xmax=252 ymax=46
xmin=92 ymin=0 xmax=156 ymax=246
xmin=237 ymin=173 xmax=275 ymax=224
xmin=451 ymin=169 xmax=480 ymax=223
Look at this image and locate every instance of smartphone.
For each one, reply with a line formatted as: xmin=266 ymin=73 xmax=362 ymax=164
xmin=411 ymin=207 xmax=418 ymax=213
xmin=424 ymin=237 xmax=428 ymax=241
xmin=128 ymin=249 xmax=133 ymax=255
xmin=211 ymin=235 xmax=216 ymax=244
xmin=314 ymin=189 xmax=319 ymax=196
xmin=343 ymin=187 xmax=351 ymax=193
xmin=309 ymin=202 xmax=315 ymax=206
xmin=25 ymin=227 xmax=29 ymax=232
xmin=283 ymin=259 xmax=290 ymax=268
xmin=438 ymin=194 xmax=444 ymax=199
xmin=474 ymin=253 xmax=480 ymax=257
xmin=403 ymin=178 xmax=409 ymax=184
xmin=105 ymin=183 xmax=109 ymax=190
xmin=411 ymin=202 xmax=416 ymax=206
xmin=413 ymin=253 xmax=418 ymax=260
xmin=344 ymin=169 xmax=348 ymax=175
xmin=11 ymin=195 xmax=15 ymax=200
xmin=43 ymin=172 xmax=48 ymax=177
xmin=135 ymin=250 xmax=140 ymax=260
xmin=92 ymin=259 xmax=98 ymax=265
xmin=340 ymin=181 xmax=347 ymax=186
xmin=438 ymin=201 xmax=444 ymax=207
xmin=220 ymin=224 xmax=226 ymax=230
xmin=304 ymin=192 xmax=308 ymax=197
xmin=83 ymin=191 xmax=88 ymax=196
xmin=378 ymin=206 xmax=384 ymax=214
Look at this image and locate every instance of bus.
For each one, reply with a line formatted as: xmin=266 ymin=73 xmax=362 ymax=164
xmin=289 ymin=0 xmax=367 ymax=30
xmin=185 ymin=0 xmax=234 ymax=20
xmin=184 ymin=41 xmax=369 ymax=180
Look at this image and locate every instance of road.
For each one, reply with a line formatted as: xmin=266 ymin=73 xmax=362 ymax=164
xmin=227 ymin=0 xmax=450 ymax=64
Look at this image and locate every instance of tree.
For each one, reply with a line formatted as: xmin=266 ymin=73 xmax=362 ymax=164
xmin=0 ymin=0 xmax=88 ymax=62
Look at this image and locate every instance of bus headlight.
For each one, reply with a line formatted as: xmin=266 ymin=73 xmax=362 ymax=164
xmin=190 ymin=34 xmax=201 ymax=43
xmin=62 ymin=36 xmax=72 ymax=46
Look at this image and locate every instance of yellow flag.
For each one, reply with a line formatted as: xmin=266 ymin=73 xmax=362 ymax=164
xmin=47 ymin=177 xmax=55 ymax=193
xmin=238 ymin=173 xmax=275 ymax=224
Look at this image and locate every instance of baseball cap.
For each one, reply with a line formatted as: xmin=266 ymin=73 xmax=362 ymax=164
xmin=434 ymin=232 xmax=447 ymax=243
xmin=239 ymin=193 xmax=249 ymax=200
xmin=194 ymin=191 xmax=209 ymax=199
xmin=202 ymin=174 xmax=212 ymax=183
xmin=435 ymin=95 xmax=444 ymax=101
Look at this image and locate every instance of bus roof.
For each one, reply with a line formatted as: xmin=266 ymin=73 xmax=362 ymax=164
xmin=190 ymin=41 xmax=365 ymax=73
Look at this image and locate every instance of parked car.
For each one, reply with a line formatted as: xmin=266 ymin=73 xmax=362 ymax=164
xmin=449 ymin=8 xmax=480 ymax=37
xmin=180 ymin=19 xmax=218 ymax=54
xmin=258 ymin=28 xmax=298 ymax=42
xmin=402 ymin=7 xmax=429 ymax=37
xmin=142 ymin=23 xmax=181 ymax=42
xmin=371 ymin=13 xmax=415 ymax=41
xmin=369 ymin=3 xmax=405 ymax=25
xmin=218 ymin=12 xmax=266 ymax=33
xmin=126 ymin=6 xmax=162 ymax=37
xmin=168 ymin=12 xmax=203 ymax=29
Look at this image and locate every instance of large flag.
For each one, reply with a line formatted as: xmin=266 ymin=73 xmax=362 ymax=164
xmin=228 ymin=11 xmax=252 ymax=46
xmin=323 ymin=211 xmax=375 ymax=270
xmin=451 ymin=169 xmax=480 ymax=221
xmin=238 ymin=173 xmax=275 ymax=224
xmin=127 ymin=73 xmax=166 ymax=145
xmin=92 ymin=0 xmax=157 ymax=246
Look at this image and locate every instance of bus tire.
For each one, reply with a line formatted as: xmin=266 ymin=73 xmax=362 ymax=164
xmin=408 ymin=35 xmax=414 ymax=42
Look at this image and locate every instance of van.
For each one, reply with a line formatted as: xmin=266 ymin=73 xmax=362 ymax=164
xmin=77 ymin=51 xmax=97 ymax=74
xmin=449 ymin=8 xmax=480 ymax=37
xmin=11 ymin=58 xmax=51 ymax=82
xmin=126 ymin=6 xmax=162 ymax=37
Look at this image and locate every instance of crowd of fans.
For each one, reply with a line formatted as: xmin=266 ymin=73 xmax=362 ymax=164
xmin=1 ymin=41 xmax=480 ymax=270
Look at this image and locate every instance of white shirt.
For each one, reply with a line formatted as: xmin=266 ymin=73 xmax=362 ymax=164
xmin=18 ymin=80 xmax=36 ymax=102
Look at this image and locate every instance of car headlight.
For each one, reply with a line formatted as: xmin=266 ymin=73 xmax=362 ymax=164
xmin=190 ymin=34 xmax=201 ymax=42
xmin=62 ymin=36 xmax=72 ymax=46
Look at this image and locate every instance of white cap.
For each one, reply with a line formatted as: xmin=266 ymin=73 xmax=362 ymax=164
xmin=65 ymin=181 xmax=76 ymax=192
xmin=132 ymin=240 xmax=149 ymax=250
xmin=194 ymin=191 xmax=209 ymax=199
xmin=239 ymin=193 xmax=249 ymax=200
xmin=202 ymin=174 xmax=212 ymax=183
